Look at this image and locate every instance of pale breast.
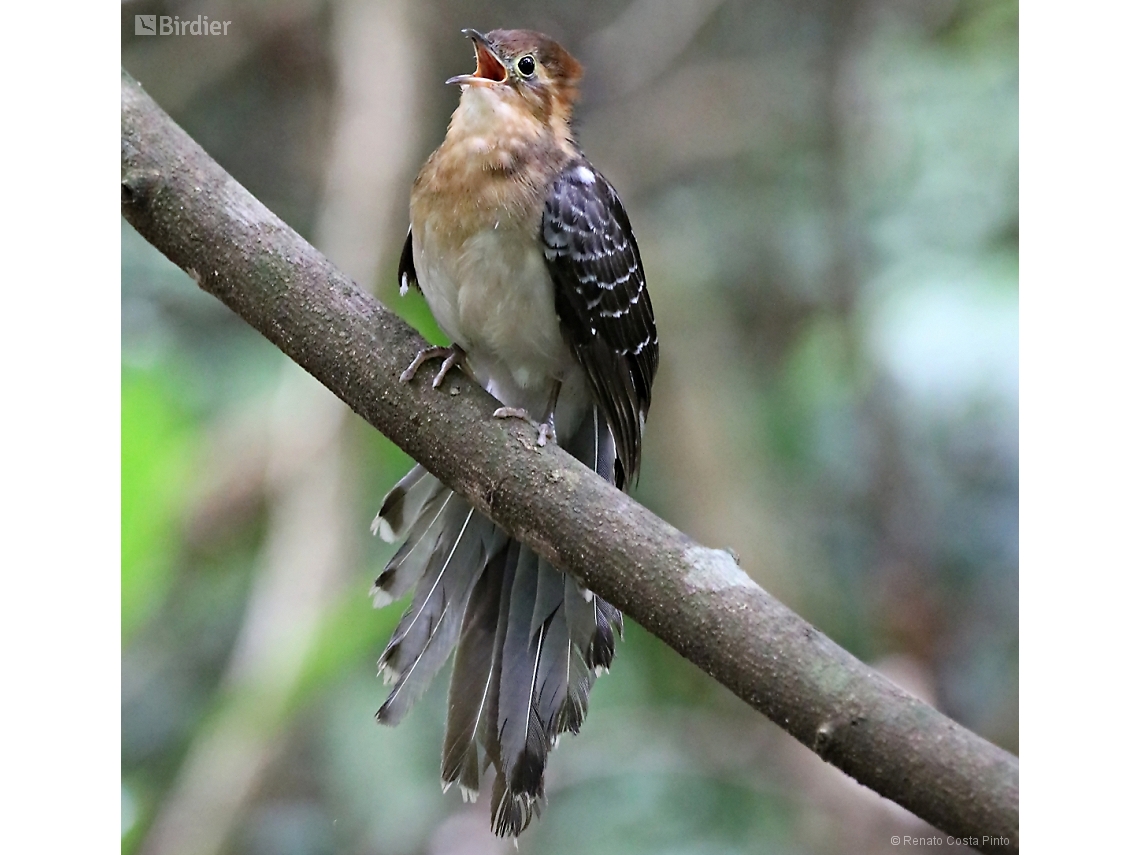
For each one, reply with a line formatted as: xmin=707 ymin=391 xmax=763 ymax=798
xmin=409 ymin=85 xmax=582 ymax=411
xmin=415 ymin=217 xmax=569 ymax=396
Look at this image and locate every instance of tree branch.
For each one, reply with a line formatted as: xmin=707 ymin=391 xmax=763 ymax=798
xmin=120 ymin=69 xmax=1018 ymax=853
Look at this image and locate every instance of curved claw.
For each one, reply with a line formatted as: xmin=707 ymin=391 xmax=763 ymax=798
xmin=536 ymin=422 xmax=556 ymax=448
xmin=431 ymin=349 xmax=465 ymax=388
xmin=493 ymin=407 xmax=557 ymax=447
xmin=400 ymin=344 xmax=467 ymax=386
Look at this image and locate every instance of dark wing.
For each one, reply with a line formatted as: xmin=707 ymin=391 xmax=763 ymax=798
xmin=398 ymin=227 xmax=419 ymax=295
xmin=541 ymin=162 xmax=658 ymax=488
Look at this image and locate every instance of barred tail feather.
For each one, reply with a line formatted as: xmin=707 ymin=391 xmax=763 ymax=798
xmin=596 ymin=597 xmax=624 ymax=644
xmin=491 ymin=759 xmax=540 ymax=838
xmin=531 ymin=560 xmax=572 ymax=739
xmin=372 ymin=402 xmax=629 ymax=838
xmin=588 ymin=594 xmax=619 ymax=674
xmin=484 ymin=542 xmax=518 ymax=774
xmin=562 ymin=406 xmax=623 ymax=674
xmin=370 ymin=490 xmax=452 ymax=608
xmin=495 ymin=546 xmax=549 ymax=801
xmin=441 ymin=544 xmax=509 ymax=799
xmin=376 ymin=498 xmax=505 ymax=726
xmin=371 ymin=464 xmax=443 ymax=542
xmin=561 ymin=577 xmax=602 ymax=734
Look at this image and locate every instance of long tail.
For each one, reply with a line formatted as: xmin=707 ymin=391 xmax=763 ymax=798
xmin=371 ymin=406 xmax=623 ymax=836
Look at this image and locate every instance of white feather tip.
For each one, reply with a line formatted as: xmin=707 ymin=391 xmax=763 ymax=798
xmin=370 ymin=514 xmax=397 ymax=543
xmin=370 ymin=587 xmax=394 ymax=609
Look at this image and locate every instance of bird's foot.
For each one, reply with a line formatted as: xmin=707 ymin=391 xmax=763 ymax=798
xmin=399 ymin=344 xmax=468 ymax=388
xmin=493 ymin=407 xmax=557 ymax=447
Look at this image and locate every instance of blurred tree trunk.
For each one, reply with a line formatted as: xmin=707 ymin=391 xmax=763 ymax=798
xmin=138 ymin=3 xmax=422 ymax=854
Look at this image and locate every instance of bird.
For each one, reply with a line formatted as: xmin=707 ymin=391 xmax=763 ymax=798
xmin=370 ymin=28 xmax=658 ymax=837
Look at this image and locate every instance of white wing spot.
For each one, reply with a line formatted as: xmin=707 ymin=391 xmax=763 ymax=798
xmin=575 ymin=166 xmax=596 ymax=185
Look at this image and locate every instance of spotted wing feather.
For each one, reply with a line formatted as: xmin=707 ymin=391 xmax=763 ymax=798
xmin=541 ymin=162 xmax=658 ymax=487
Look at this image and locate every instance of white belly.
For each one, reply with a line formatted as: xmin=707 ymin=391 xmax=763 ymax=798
xmin=414 ymin=220 xmax=586 ymax=423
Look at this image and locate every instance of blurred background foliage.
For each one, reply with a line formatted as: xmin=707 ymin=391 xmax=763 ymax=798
xmin=121 ymin=1 xmax=1017 ymax=853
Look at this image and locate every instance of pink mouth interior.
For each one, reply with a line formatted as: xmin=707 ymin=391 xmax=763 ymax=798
xmin=473 ymin=43 xmax=507 ymax=82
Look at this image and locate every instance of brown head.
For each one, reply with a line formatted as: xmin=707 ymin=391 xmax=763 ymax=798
xmin=447 ymin=29 xmax=583 ymax=128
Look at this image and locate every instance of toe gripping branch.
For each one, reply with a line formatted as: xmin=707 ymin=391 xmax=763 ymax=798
xmin=403 ymin=346 xmax=563 ymax=450
xmin=492 ymin=380 xmax=562 ymax=447
xmin=400 ymin=344 xmax=469 ymax=388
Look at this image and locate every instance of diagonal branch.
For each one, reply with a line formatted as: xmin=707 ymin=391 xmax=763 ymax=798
xmin=120 ymin=69 xmax=1018 ymax=853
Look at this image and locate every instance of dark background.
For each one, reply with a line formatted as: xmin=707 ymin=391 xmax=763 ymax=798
xmin=121 ymin=1 xmax=1018 ymax=853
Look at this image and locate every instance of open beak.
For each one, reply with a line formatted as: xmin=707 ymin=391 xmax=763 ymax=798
xmin=446 ymin=29 xmax=508 ymax=87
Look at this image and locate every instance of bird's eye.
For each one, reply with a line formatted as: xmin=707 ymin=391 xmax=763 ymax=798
xmin=516 ymin=55 xmax=536 ymax=77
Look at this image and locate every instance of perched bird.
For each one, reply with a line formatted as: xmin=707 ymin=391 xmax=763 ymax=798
xmin=370 ymin=28 xmax=657 ymax=837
